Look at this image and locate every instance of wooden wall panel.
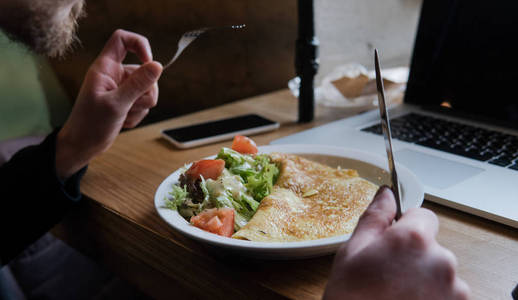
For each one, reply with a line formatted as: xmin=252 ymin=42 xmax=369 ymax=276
xmin=49 ymin=0 xmax=297 ymax=124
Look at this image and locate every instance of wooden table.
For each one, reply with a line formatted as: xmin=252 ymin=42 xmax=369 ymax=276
xmin=53 ymin=89 xmax=518 ymax=300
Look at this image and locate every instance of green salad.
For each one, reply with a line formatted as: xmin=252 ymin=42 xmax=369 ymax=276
xmin=165 ymin=147 xmax=279 ymax=230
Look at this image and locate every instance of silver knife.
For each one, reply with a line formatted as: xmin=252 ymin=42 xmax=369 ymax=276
xmin=374 ymin=49 xmax=403 ymax=220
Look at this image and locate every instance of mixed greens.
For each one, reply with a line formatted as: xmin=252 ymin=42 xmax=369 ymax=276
xmin=164 ymin=146 xmax=279 ymax=231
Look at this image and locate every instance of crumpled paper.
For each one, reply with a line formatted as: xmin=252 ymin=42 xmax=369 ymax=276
xmin=288 ymin=63 xmax=409 ymax=109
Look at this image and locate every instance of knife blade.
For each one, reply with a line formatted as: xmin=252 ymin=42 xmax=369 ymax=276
xmin=374 ymin=49 xmax=403 ymax=220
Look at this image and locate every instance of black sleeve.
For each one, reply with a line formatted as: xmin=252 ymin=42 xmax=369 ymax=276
xmin=0 ymin=129 xmax=86 ymax=265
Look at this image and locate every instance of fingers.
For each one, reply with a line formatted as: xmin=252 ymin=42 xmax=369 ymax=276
xmin=123 ymin=82 xmax=158 ymax=128
xmin=115 ymin=61 xmax=162 ymax=106
xmin=345 ymin=186 xmax=397 ymax=256
xmin=121 ymin=65 xmax=159 ymax=103
xmin=428 ymin=244 xmax=458 ymax=284
xmin=388 ymin=207 xmax=439 ymax=247
xmin=122 ymin=64 xmax=140 ymax=81
xmin=129 ymin=83 xmax=158 ymax=112
xmin=99 ymin=29 xmax=153 ymax=64
xmin=89 ymin=29 xmax=162 ymax=108
xmin=428 ymin=245 xmax=469 ymax=300
xmin=453 ymin=278 xmax=470 ymax=300
xmin=123 ymin=109 xmax=150 ymax=128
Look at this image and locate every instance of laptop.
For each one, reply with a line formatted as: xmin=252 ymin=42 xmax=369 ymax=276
xmin=272 ymin=0 xmax=518 ymax=228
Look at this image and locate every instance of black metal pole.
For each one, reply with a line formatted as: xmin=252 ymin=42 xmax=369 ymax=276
xmin=296 ymin=0 xmax=319 ymax=123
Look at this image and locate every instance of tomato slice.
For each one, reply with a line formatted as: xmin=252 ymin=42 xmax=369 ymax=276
xmin=190 ymin=208 xmax=235 ymax=237
xmin=185 ymin=159 xmax=225 ymax=180
xmin=231 ymin=135 xmax=258 ymax=155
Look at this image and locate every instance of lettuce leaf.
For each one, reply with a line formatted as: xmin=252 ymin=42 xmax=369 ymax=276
xmin=205 ymin=171 xmax=258 ymax=230
xmin=217 ymin=148 xmax=254 ymax=169
xmin=164 ymin=184 xmax=189 ymax=210
xmin=245 ymin=154 xmax=279 ymax=201
xmin=217 ymin=148 xmax=279 ymax=202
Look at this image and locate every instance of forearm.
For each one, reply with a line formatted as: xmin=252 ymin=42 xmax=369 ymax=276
xmin=55 ymin=127 xmax=94 ymax=180
xmin=0 ymin=129 xmax=86 ymax=265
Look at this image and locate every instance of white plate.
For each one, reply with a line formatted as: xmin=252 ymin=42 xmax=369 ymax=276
xmin=154 ymin=145 xmax=423 ymax=259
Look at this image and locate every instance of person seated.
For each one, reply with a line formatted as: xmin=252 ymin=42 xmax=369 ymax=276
xmin=0 ymin=0 xmax=163 ymax=265
xmin=0 ymin=0 xmax=469 ymax=299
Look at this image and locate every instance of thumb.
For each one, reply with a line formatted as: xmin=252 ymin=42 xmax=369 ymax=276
xmin=116 ymin=61 xmax=162 ymax=105
xmin=345 ymin=186 xmax=397 ymax=256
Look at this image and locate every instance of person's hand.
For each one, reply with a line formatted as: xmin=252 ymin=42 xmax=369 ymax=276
xmin=323 ymin=186 xmax=470 ymax=300
xmin=55 ymin=29 xmax=163 ymax=179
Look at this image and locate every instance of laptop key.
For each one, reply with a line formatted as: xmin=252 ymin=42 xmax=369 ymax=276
xmin=416 ymin=139 xmax=442 ymax=149
xmin=399 ymin=135 xmax=419 ymax=143
xmin=509 ymin=164 xmax=518 ymax=171
xmin=489 ymin=158 xmax=513 ymax=167
xmin=480 ymin=150 xmax=497 ymax=159
xmin=448 ymin=145 xmax=469 ymax=156
xmin=463 ymin=150 xmax=493 ymax=161
xmin=499 ymin=153 xmax=516 ymax=161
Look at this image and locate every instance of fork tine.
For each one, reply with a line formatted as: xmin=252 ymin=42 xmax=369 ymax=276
xmin=188 ymin=29 xmax=206 ymax=37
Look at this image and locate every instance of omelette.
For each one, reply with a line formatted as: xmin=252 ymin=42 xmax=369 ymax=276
xmin=232 ymin=153 xmax=378 ymax=242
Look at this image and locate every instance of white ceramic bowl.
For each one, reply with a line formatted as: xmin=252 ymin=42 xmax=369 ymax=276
xmin=154 ymin=145 xmax=423 ymax=259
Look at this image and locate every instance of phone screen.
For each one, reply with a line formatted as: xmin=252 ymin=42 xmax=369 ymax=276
xmin=162 ymin=114 xmax=277 ymax=143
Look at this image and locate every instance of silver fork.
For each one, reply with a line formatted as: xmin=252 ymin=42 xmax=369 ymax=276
xmin=163 ymin=24 xmax=246 ymax=70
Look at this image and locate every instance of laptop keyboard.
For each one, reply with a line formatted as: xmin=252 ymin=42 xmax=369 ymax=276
xmin=361 ymin=113 xmax=518 ymax=170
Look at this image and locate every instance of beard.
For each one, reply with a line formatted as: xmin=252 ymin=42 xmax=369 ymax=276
xmin=0 ymin=0 xmax=85 ymax=58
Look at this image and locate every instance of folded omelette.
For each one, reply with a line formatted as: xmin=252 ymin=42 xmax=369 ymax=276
xmin=232 ymin=153 xmax=378 ymax=242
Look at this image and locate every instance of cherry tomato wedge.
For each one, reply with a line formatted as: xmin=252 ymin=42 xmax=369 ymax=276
xmin=185 ymin=159 xmax=225 ymax=180
xmin=231 ymin=135 xmax=258 ymax=155
xmin=190 ymin=208 xmax=235 ymax=237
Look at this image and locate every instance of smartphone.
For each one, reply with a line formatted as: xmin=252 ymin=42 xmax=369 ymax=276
xmin=161 ymin=114 xmax=279 ymax=149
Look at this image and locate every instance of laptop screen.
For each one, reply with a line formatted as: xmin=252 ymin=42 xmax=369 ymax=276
xmin=404 ymin=0 xmax=518 ymax=130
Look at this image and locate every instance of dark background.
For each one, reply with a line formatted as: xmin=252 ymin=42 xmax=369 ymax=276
xmin=48 ymin=0 xmax=298 ymax=125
